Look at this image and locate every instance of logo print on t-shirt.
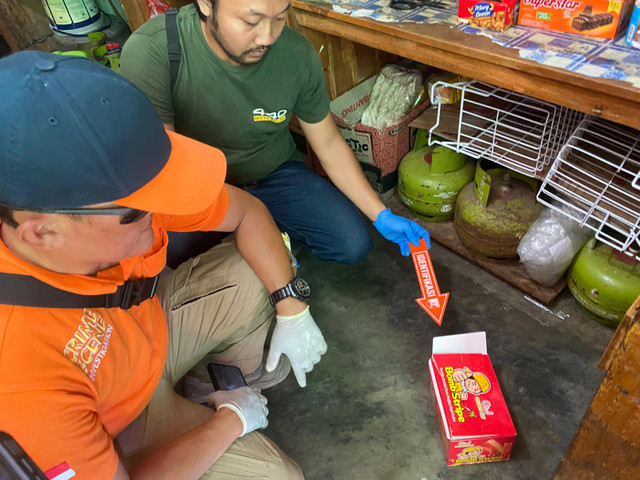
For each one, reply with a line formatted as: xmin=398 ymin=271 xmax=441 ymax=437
xmin=253 ymin=108 xmax=287 ymax=123
xmin=63 ymin=309 xmax=114 ymax=381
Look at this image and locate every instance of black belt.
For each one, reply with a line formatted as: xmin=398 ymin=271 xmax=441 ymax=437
xmin=0 ymin=273 xmax=159 ymax=309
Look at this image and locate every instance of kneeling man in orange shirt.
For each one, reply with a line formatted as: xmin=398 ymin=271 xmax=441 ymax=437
xmin=0 ymin=51 xmax=326 ymax=480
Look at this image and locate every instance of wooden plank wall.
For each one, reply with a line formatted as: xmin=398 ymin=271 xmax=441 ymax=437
xmin=288 ymin=17 xmax=397 ymax=99
xmin=0 ymin=0 xmax=58 ymax=52
xmin=553 ymin=297 xmax=640 ymax=479
xmin=118 ymin=0 xmax=149 ymax=33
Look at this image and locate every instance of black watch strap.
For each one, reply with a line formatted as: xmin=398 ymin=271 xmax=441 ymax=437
xmin=269 ymin=284 xmax=293 ymax=307
xmin=268 ymin=277 xmax=310 ymax=307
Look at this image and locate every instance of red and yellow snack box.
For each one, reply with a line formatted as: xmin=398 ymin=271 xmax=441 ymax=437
xmin=518 ymin=0 xmax=635 ymax=39
xmin=429 ymin=332 xmax=517 ymax=466
xmin=458 ymin=0 xmax=521 ymax=31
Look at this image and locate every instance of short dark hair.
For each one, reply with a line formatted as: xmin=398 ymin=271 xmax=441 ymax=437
xmin=0 ymin=204 xmax=18 ymax=229
xmin=0 ymin=205 xmax=87 ymax=229
xmin=193 ymin=0 xmax=217 ymax=22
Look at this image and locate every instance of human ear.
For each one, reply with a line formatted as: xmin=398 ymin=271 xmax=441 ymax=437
xmin=16 ymin=217 xmax=65 ymax=250
xmin=197 ymin=0 xmax=213 ymax=17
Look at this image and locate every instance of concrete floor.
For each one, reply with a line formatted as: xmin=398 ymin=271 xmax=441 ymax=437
xmin=262 ymin=223 xmax=614 ymax=480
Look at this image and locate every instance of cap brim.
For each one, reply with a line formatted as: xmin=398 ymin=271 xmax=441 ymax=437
xmin=115 ymin=130 xmax=226 ymax=215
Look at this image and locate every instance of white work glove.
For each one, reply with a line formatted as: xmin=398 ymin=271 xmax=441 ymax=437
xmin=210 ymin=386 xmax=268 ymax=436
xmin=266 ymin=306 xmax=327 ymax=387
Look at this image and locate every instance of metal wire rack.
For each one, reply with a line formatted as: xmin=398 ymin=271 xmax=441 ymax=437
xmin=426 ymin=80 xmax=584 ymax=178
xmin=537 ymin=117 xmax=640 ymax=260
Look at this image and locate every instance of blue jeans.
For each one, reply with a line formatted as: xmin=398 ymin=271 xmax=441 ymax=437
xmin=167 ymin=161 xmax=372 ymax=268
xmin=247 ymin=161 xmax=372 ymax=265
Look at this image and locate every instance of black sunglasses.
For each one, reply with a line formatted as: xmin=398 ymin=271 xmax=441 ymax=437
xmin=46 ymin=206 xmax=149 ymax=225
xmin=2 ymin=203 xmax=149 ymax=225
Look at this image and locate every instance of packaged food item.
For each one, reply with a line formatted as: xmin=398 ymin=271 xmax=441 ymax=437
xmin=426 ymin=72 xmax=466 ymax=105
xmin=625 ymin=1 xmax=640 ymax=48
xmin=359 ymin=64 xmax=424 ymax=129
xmin=429 ymin=332 xmax=517 ymax=466
xmin=458 ymin=0 xmax=520 ymax=31
xmin=518 ymin=0 xmax=635 ymax=39
xmin=146 ymin=0 xmax=172 ymax=18
xmin=330 ymin=74 xmax=429 ymax=198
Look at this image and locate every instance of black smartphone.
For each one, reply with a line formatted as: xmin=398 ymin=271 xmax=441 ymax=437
xmin=0 ymin=432 xmax=48 ymax=480
xmin=207 ymin=363 xmax=247 ymax=391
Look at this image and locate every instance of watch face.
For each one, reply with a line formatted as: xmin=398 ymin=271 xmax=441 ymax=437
xmin=292 ymin=278 xmax=310 ymax=298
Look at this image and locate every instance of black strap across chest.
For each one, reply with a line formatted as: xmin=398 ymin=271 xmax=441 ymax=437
xmin=0 ymin=273 xmax=159 ymax=309
xmin=165 ymin=9 xmax=182 ymax=93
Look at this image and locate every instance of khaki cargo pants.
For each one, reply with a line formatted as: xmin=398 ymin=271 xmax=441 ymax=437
xmin=116 ymin=240 xmax=303 ymax=479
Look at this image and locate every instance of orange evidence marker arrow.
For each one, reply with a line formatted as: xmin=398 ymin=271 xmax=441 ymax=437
xmin=410 ymin=239 xmax=449 ymax=326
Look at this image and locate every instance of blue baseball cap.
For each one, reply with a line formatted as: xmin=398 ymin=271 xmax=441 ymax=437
xmin=0 ymin=51 xmax=226 ymax=215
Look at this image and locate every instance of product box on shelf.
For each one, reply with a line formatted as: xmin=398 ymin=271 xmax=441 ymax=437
xmin=518 ymin=0 xmax=635 ymax=39
xmin=429 ymin=331 xmax=517 ymax=466
xmin=458 ymin=0 xmax=521 ymax=31
xmin=330 ymin=75 xmax=428 ymax=199
xmin=625 ymin=1 xmax=640 ymax=48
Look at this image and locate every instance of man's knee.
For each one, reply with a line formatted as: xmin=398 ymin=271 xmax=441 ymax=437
xmin=315 ymin=230 xmax=373 ymax=265
xmin=270 ymin=452 xmax=304 ymax=480
xmin=338 ymin=234 xmax=373 ymax=265
xmin=203 ymin=432 xmax=304 ymax=480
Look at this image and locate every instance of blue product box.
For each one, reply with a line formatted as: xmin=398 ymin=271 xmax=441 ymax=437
xmin=626 ymin=2 xmax=640 ymax=48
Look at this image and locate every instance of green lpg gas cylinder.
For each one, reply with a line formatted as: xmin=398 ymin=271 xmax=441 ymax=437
xmin=567 ymin=238 xmax=640 ymax=327
xmin=398 ymin=145 xmax=475 ymax=221
xmin=454 ymin=163 xmax=542 ymax=260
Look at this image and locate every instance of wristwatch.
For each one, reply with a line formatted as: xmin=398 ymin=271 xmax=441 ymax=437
xmin=269 ymin=277 xmax=311 ymax=307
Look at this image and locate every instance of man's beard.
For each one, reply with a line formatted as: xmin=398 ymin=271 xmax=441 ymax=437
xmin=208 ymin=21 xmax=270 ymax=65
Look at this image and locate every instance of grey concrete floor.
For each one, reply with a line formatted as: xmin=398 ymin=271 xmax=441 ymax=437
xmin=262 ymin=224 xmax=615 ymax=480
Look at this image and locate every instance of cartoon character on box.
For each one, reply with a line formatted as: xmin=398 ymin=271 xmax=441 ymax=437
xmin=451 ymin=367 xmax=491 ymax=400
xmin=454 ymin=439 xmax=511 ymax=463
xmin=457 ymin=446 xmax=486 ymax=461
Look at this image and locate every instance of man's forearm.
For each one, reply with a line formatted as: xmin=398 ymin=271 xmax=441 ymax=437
xmin=233 ymin=197 xmax=307 ymax=316
xmin=299 ymin=115 xmax=386 ymax=222
xmin=126 ymin=408 xmax=242 ymax=480
xmin=318 ymin=138 xmax=386 ymax=222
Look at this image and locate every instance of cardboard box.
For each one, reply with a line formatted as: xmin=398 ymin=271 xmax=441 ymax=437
xmin=330 ymin=76 xmax=428 ymax=199
xmin=517 ymin=0 xmax=634 ymax=39
xmin=625 ymin=1 xmax=640 ymax=48
xmin=428 ymin=332 xmax=517 ymax=466
xmin=459 ymin=0 xmax=521 ymax=31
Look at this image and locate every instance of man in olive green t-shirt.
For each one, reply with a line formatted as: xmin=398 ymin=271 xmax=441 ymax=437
xmin=121 ymin=0 xmax=430 ymax=268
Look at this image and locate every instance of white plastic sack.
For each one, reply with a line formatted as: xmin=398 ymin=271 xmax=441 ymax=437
xmin=517 ymin=206 xmax=591 ymax=287
xmin=360 ymin=64 xmax=423 ymax=129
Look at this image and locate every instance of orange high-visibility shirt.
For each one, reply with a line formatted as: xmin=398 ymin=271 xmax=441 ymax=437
xmin=0 ymin=190 xmax=228 ymax=479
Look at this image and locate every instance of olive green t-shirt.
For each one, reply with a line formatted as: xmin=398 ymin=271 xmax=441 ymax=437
xmin=121 ymin=5 xmax=330 ymax=185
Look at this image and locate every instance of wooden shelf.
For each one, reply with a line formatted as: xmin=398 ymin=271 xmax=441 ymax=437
xmin=290 ymin=0 xmax=640 ymax=131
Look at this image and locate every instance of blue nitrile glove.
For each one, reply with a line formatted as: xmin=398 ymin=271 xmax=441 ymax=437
xmin=373 ymin=208 xmax=431 ymax=256
xmin=266 ymin=306 xmax=327 ymax=388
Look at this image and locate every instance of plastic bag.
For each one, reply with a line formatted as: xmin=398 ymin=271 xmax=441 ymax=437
xmin=517 ymin=205 xmax=591 ymax=287
xmin=426 ymin=72 xmax=466 ymax=105
xmin=147 ymin=0 xmax=172 ymax=18
xmin=360 ymin=64 xmax=423 ymax=129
